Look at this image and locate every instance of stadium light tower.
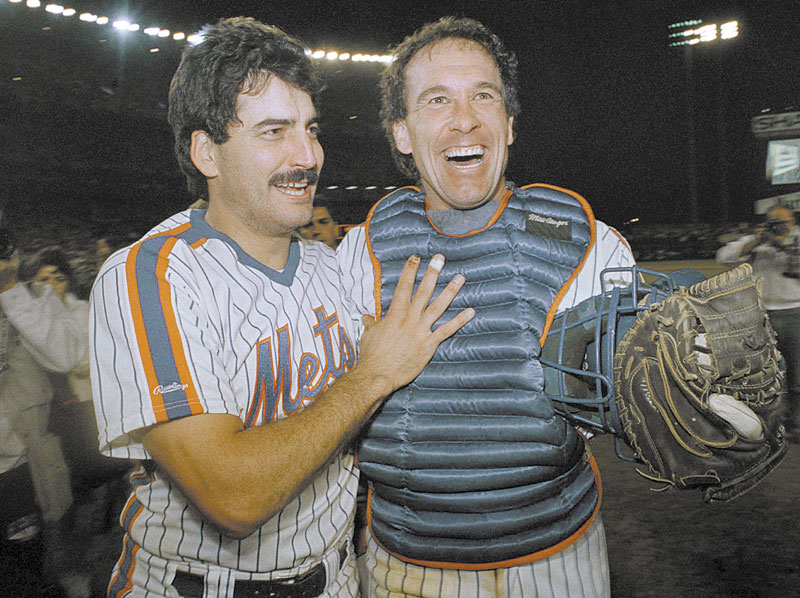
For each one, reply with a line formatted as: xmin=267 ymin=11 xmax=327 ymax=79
xmin=668 ymin=19 xmax=739 ymax=223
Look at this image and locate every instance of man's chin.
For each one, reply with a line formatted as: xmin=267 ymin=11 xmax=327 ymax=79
xmin=428 ymin=182 xmax=505 ymax=210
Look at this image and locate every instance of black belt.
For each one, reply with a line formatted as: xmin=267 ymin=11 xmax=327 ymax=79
xmin=171 ymin=545 xmax=348 ymax=598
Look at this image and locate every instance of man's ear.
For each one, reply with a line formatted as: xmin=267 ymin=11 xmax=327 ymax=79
xmin=507 ymin=115 xmax=515 ymax=146
xmin=391 ymin=120 xmax=413 ymax=155
xmin=190 ymin=130 xmax=219 ymax=178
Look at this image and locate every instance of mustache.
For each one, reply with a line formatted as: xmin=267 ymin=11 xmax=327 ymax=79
xmin=269 ymin=168 xmax=319 ymax=186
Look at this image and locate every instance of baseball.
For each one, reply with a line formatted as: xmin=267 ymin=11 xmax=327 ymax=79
xmin=708 ymin=393 xmax=764 ymax=440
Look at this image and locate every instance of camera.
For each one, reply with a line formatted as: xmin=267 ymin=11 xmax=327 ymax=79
xmin=766 ymin=220 xmax=790 ymax=235
xmin=0 ymin=229 xmax=15 ymax=261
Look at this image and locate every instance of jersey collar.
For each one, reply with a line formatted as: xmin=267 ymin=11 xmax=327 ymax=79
xmin=189 ymin=209 xmax=300 ymax=286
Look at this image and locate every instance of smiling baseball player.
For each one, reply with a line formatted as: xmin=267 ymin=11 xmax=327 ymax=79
xmin=89 ymin=17 xmax=473 ymax=598
xmin=336 ymin=17 xmax=635 ymax=598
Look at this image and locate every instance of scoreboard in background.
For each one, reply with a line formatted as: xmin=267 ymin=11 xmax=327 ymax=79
xmin=752 ymin=110 xmax=800 ymax=214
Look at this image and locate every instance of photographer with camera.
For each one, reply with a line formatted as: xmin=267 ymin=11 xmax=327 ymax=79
xmin=0 ymin=233 xmax=90 ymax=597
xmin=717 ymin=203 xmax=800 ymax=441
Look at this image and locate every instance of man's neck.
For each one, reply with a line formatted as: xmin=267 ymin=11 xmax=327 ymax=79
xmin=427 ymin=199 xmax=501 ymax=236
xmin=204 ymin=205 xmax=292 ymax=271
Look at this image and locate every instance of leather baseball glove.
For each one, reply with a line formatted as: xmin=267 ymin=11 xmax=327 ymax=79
xmin=613 ymin=263 xmax=787 ymax=502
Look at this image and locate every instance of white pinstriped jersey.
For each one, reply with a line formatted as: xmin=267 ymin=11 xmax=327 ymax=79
xmin=90 ymin=209 xmax=360 ymax=596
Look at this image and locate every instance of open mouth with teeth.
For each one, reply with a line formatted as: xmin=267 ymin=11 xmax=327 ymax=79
xmin=274 ymin=181 xmax=311 ymax=196
xmin=444 ymin=145 xmax=485 ymax=167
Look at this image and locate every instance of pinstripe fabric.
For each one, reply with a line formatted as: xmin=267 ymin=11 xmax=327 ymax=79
xmin=337 ymin=189 xmax=634 ymax=596
xmin=358 ymin=516 xmax=609 ymax=598
xmin=90 ymin=210 xmax=361 ymax=597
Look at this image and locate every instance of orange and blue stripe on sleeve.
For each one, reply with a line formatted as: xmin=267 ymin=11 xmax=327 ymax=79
xmin=125 ymin=224 xmax=204 ymax=422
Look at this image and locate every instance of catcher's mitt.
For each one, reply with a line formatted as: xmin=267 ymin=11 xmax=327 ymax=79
xmin=613 ymin=263 xmax=787 ymax=502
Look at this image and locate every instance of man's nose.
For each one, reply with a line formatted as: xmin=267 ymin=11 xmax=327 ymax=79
xmin=449 ymin=101 xmax=480 ymax=134
xmin=291 ymin=132 xmax=319 ymax=169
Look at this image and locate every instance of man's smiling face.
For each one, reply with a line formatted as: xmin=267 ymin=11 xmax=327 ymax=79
xmin=392 ymin=38 xmax=514 ymax=211
xmin=196 ymin=73 xmax=324 ymax=242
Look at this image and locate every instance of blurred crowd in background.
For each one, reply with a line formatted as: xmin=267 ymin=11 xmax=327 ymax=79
xmin=9 ymin=213 xmax=759 ymax=300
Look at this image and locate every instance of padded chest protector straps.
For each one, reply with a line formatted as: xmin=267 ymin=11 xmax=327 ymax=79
xmin=360 ymin=183 xmax=601 ymax=568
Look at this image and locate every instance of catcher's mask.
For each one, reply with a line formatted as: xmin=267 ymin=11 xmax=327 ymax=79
xmin=541 ymin=266 xmax=706 ymax=442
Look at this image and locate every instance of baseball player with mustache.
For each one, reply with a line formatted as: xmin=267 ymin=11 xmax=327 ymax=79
xmin=89 ymin=17 xmax=472 ymax=598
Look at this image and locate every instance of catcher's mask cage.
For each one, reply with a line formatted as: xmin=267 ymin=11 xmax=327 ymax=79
xmin=541 ymin=266 xmax=706 ymax=459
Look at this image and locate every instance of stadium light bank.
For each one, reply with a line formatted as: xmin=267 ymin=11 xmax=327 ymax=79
xmin=6 ymin=0 xmax=394 ymax=60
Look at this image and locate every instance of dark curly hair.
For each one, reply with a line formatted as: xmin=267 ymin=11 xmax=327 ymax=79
xmin=20 ymin=247 xmax=76 ymax=293
xmin=168 ymin=17 xmax=322 ymax=199
xmin=379 ymin=17 xmax=520 ymax=180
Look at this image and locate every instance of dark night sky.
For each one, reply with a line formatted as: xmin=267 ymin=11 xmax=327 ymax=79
xmin=2 ymin=0 xmax=799 ymax=230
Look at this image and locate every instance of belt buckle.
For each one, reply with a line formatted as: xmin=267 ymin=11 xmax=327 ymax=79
xmin=234 ymin=544 xmax=347 ymax=598
xmin=173 ymin=545 xmax=347 ymax=598
xmin=286 ymin=564 xmax=323 ymax=585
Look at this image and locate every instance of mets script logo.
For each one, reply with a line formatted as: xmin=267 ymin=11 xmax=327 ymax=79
xmin=245 ymin=306 xmax=355 ymax=426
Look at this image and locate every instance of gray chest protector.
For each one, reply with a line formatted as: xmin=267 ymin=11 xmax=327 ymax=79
xmin=359 ymin=183 xmax=602 ymax=568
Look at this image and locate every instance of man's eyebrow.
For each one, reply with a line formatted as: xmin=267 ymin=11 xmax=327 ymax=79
xmin=474 ymin=81 xmax=504 ymax=94
xmin=415 ymin=81 xmax=504 ymax=103
xmin=251 ymin=116 xmax=320 ymax=130
xmin=416 ymin=85 xmax=448 ymax=103
xmin=252 ymin=118 xmax=293 ymax=130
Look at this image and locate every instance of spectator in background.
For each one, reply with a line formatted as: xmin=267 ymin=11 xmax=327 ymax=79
xmin=0 ymin=247 xmax=85 ymax=597
xmin=66 ymin=233 xmax=132 ymax=301
xmin=298 ymin=194 xmax=339 ymax=248
xmin=94 ymin=238 xmax=115 ymax=269
xmin=23 ymin=248 xmax=132 ymax=488
xmin=717 ymin=204 xmax=800 ymax=441
xmin=19 ymin=248 xmax=132 ymax=598
xmin=94 ymin=233 xmax=128 ymax=270
xmin=23 ymin=251 xmax=90 ymax=436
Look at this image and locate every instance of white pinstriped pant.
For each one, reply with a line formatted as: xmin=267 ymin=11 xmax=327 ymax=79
xmin=127 ymin=541 xmax=360 ymax=598
xmin=357 ymin=515 xmax=609 ymax=598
